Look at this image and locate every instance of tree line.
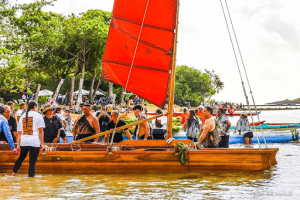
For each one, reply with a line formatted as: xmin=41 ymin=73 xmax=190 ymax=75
xmin=0 ymin=0 xmax=224 ymax=106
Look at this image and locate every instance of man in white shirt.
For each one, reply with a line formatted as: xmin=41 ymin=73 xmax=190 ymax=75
xmin=152 ymin=109 xmax=167 ymax=139
xmin=17 ymin=102 xmax=26 ymax=122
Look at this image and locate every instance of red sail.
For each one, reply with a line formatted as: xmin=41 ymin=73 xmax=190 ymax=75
xmin=102 ymin=0 xmax=177 ymax=107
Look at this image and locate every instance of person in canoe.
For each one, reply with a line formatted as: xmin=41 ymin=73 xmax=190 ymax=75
xmin=73 ymin=103 xmax=100 ymax=143
xmin=133 ymin=104 xmax=150 ymax=140
xmin=217 ymin=108 xmax=231 ymax=148
xmin=197 ymin=106 xmax=206 ymax=124
xmin=104 ymin=110 xmax=132 ymax=143
xmin=234 ymin=113 xmax=253 ymax=145
xmin=198 ymin=106 xmax=220 ymax=148
xmin=43 ymin=105 xmax=67 ymax=143
xmin=181 ymin=107 xmax=189 ymax=132
xmin=152 ymin=109 xmax=167 ymax=140
xmin=185 ymin=110 xmax=201 ymax=142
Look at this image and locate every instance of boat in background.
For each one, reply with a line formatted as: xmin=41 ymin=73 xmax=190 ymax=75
xmin=147 ymin=111 xmax=261 ymax=117
xmin=175 ymin=129 xmax=297 ymax=144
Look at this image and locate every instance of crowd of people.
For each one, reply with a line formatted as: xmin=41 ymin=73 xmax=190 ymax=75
xmin=0 ymin=98 xmax=253 ymax=177
xmin=180 ymin=105 xmax=253 ymax=148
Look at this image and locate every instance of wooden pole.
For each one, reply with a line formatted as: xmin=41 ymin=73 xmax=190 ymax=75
xmin=53 ymin=78 xmax=65 ymax=101
xmin=167 ymin=1 xmax=180 ymax=139
xmin=70 ymin=113 xmax=165 ymax=144
xmin=34 ymin=84 xmax=41 ymax=103
xmin=89 ymin=68 xmax=97 ymax=100
xmin=70 ymin=76 xmax=75 ymax=107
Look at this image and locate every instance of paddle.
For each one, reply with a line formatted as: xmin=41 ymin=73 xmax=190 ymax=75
xmin=70 ymin=113 xmax=166 ymax=144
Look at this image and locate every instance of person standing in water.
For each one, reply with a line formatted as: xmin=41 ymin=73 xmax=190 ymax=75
xmin=12 ymin=101 xmax=45 ymax=177
xmin=235 ymin=113 xmax=253 ymax=145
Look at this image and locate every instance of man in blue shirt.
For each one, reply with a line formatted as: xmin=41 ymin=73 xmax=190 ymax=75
xmin=0 ymin=106 xmax=18 ymax=153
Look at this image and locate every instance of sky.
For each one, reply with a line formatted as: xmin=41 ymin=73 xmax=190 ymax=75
xmin=13 ymin=0 xmax=300 ymax=105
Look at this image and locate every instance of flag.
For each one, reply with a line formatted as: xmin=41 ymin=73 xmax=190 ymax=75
xmin=48 ymin=97 xmax=58 ymax=108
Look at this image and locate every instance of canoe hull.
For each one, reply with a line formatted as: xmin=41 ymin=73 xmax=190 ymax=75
xmin=0 ymin=141 xmax=278 ymax=174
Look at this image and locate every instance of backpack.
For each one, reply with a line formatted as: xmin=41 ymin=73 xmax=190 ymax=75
xmin=201 ymin=119 xmax=221 ymax=147
xmin=186 ymin=117 xmax=199 ymax=139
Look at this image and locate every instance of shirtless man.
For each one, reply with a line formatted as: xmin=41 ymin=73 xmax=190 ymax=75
xmin=198 ymin=106 xmax=218 ymax=148
xmin=73 ymin=104 xmax=100 ymax=143
xmin=133 ymin=104 xmax=150 ymax=140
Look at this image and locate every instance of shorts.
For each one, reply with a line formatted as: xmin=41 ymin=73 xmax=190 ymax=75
xmin=244 ymin=132 xmax=253 ymax=138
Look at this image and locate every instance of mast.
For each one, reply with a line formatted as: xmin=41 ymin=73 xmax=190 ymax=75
xmin=167 ymin=0 xmax=180 ymax=139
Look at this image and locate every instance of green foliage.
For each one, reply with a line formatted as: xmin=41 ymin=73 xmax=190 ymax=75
xmin=124 ymin=118 xmax=138 ymax=125
xmin=174 ymin=65 xmax=224 ymax=106
xmin=0 ymin=0 xmax=111 ymax=99
xmin=38 ymin=96 xmax=49 ymax=104
xmin=172 ymin=118 xmax=182 ymax=126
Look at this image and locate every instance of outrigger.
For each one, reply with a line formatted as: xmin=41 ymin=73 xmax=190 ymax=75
xmin=0 ymin=0 xmax=278 ymax=174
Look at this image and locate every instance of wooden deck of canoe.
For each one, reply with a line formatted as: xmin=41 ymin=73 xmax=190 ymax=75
xmin=0 ymin=140 xmax=278 ymax=174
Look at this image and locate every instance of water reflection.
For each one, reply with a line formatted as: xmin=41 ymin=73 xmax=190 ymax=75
xmin=1 ymin=143 xmax=299 ymax=199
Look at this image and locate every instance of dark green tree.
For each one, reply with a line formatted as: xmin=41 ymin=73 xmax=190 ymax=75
xmin=174 ymin=65 xmax=224 ymax=106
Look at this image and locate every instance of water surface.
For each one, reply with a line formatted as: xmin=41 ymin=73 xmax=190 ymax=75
xmin=1 ymin=143 xmax=299 ymax=199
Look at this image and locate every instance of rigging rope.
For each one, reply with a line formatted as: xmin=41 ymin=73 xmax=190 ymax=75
xmin=110 ymin=0 xmax=150 ymax=145
xmin=224 ymin=0 xmax=267 ymax=147
xmin=219 ymin=0 xmax=266 ymax=149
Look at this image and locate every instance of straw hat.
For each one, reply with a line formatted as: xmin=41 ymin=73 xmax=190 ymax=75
xmin=42 ymin=104 xmax=54 ymax=114
xmin=240 ymin=113 xmax=247 ymax=118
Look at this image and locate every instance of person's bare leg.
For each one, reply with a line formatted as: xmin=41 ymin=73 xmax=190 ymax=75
xmin=244 ymin=137 xmax=250 ymax=145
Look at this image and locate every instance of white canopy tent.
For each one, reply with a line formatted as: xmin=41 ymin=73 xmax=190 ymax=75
xmin=74 ymin=89 xmax=104 ymax=96
xmin=38 ymin=89 xmax=54 ymax=96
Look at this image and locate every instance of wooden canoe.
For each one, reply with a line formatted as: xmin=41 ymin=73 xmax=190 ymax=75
xmin=250 ymin=121 xmax=266 ymax=126
xmin=0 ymin=140 xmax=278 ymax=174
xmin=147 ymin=112 xmax=260 ymax=117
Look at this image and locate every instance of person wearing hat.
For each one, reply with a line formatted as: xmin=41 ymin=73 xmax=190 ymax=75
xmin=234 ymin=113 xmax=253 ymax=145
xmin=43 ymin=105 xmax=67 ymax=143
xmin=133 ymin=104 xmax=150 ymax=140
xmin=104 ymin=110 xmax=132 ymax=143
xmin=197 ymin=106 xmax=206 ymax=124
xmin=152 ymin=109 xmax=167 ymax=139
xmin=73 ymin=103 xmax=100 ymax=143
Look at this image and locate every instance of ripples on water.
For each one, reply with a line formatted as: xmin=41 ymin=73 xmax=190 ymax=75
xmin=1 ymin=143 xmax=300 ymax=199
